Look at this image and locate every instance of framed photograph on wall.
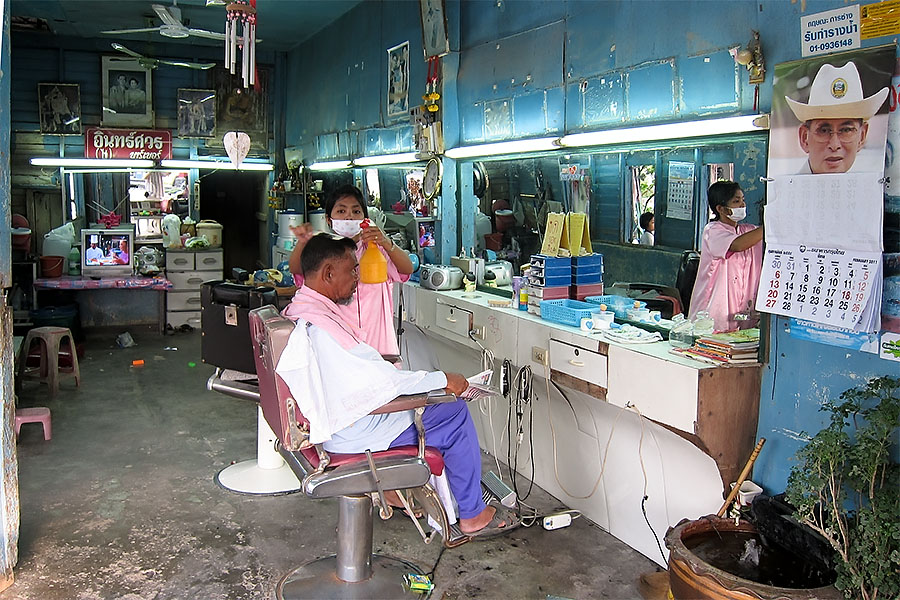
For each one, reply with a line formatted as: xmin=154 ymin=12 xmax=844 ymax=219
xmin=38 ymin=83 xmax=82 ymax=135
xmin=212 ymin=67 xmax=268 ymax=148
xmin=102 ymin=56 xmax=153 ymax=127
xmin=387 ymin=41 xmax=410 ymax=118
xmin=177 ymin=89 xmax=216 ymax=138
xmin=419 ymin=0 xmax=450 ymax=59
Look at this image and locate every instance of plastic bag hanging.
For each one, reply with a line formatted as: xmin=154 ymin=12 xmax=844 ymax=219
xmin=223 ymin=131 xmax=251 ymax=169
xmin=225 ymin=0 xmax=257 ymax=88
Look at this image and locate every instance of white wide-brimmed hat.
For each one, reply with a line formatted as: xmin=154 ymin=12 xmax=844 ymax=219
xmin=785 ymin=61 xmax=888 ymax=122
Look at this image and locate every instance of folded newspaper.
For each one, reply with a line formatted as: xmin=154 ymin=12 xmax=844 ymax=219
xmin=460 ymin=369 xmax=498 ymax=401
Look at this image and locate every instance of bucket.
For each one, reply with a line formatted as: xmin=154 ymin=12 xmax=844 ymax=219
xmin=196 ymin=220 xmax=223 ymax=247
xmin=43 ymin=234 xmax=72 ymax=273
xmin=665 ymin=517 xmax=839 ymax=600
xmin=40 ymin=255 xmax=65 ymax=278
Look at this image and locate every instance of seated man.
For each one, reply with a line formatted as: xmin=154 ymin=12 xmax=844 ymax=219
xmin=280 ymin=233 xmax=514 ymax=538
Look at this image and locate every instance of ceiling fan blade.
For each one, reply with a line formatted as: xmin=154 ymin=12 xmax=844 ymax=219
xmin=152 ymin=4 xmax=183 ymax=27
xmin=110 ymin=43 xmax=145 ymax=59
xmin=158 ymin=58 xmax=216 ymax=70
xmin=186 ymin=28 xmax=226 ymax=41
xmin=101 ymin=27 xmax=163 ymax=35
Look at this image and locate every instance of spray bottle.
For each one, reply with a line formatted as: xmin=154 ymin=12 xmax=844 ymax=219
xmin=358 ymin=220 xmax=388 ymax=284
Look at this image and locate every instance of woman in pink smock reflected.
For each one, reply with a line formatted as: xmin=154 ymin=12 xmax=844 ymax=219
xmin=285 ymin=184 xmax=414 ymax=355
xmin=688 ymin=181 xmax=764 ymax=333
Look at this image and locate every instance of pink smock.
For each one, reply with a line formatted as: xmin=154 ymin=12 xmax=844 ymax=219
xmin=688 ymin=221 xmax=762 ymax=333
xmin=285 ymin=240 xmax=409 ymax=355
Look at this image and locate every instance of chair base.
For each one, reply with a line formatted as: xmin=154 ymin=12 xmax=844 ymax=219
xmin=215 ymin=460 xmax=301 ymax=496
xmin=277 ymin=554 xmax=429 ymax=600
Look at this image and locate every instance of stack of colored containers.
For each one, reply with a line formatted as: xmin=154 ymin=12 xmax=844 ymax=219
xmin=570 ymin=253 xmax=604 ymax=300
xmin=525 ymin=255 xmax=571 ymax=316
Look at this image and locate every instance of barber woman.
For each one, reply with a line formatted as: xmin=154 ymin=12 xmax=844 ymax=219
xmin=688 ymin=180 xmax=763 ymax=332
xmin=286 ymin=184 xmax=414 ymax=355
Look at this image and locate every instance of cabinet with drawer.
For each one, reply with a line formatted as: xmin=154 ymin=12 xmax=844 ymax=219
xmin=165 ymin=248 xmax=223 ymax=329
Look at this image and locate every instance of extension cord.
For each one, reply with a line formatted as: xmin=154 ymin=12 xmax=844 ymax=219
xmin=481 ymin=470 xmax=517 ymax=508
xmin=542 ymin=513 xmax=572 ymax=530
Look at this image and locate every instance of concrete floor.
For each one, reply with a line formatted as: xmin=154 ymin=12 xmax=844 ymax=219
xmin=11 ymin=326 xmax=661 ymax=599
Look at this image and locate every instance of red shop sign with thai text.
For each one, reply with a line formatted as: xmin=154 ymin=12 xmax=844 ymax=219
xmin=84 ymin=127 xmax=172 ymax=161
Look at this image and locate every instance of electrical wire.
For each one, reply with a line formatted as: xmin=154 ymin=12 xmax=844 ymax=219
xmin=507 ymin=365 xmax=536 ymax=501
xmin=627 ymin=402 xmax=667 ymax=565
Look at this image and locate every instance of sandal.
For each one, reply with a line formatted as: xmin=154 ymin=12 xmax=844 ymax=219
xmin=462 ymin=505 xmax=520 ymax=540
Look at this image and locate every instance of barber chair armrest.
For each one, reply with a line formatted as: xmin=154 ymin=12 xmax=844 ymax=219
xmin=381 ymin=354 xmax=402 ymax=365
xmin=369 ymin=389 xmax=457 ymax=414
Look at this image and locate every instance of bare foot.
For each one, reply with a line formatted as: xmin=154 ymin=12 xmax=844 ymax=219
xmin=459 ymin=506 xmax=498 ymax=534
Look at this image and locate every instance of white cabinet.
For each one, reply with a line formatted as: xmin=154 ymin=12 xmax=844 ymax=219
xmin=166 ymin=248 xmax=223 ymax=329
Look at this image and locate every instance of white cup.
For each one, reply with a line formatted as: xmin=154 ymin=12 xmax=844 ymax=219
xmin=595 ymin=310 xmax=615 ymax=323
xmin=580 ymin=317 xmax=595 ymax=332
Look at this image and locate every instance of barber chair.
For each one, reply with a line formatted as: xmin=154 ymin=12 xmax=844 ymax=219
xmin=675 ymin=250 xmax=701 ymax=315
xmin=202 ymin=281 xmax=301 ymax=495
xmin=607 ymin=282 xmax=684 ymax=319
xmin=249 ymin=305 xmax=465 ymax=599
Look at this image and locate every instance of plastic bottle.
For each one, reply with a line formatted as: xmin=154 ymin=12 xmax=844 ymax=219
xmin=692 ymin=310 xmax=715 ymax=336
xmin=67 ymin=246 xmax=81 ymax=276
xmin=358 ymin=221 xmax=388 ymax=284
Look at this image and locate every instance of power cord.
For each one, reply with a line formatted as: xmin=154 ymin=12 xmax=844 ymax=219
xmin=626 ymin=402 xmax=667 ymax=565
xmin=507 ymin=365 xmax=535 ymax=502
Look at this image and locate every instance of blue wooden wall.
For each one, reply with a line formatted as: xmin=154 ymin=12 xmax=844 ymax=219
xmin=281 ymin=0 xmax=899 ymax=495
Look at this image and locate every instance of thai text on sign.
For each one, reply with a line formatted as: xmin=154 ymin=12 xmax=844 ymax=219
xmin=84 ymin=127 xmax=172 ymax=160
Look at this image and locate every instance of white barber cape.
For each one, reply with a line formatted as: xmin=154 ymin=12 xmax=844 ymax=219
xmin=275 ymin=321 xmax=440 ymax=445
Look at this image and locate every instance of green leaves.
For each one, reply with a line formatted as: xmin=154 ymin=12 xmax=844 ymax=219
xmin=785 ymin=376 xmax=900 ymax=600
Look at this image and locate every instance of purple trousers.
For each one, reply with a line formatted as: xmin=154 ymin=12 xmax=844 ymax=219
xmin=389 ymin=399 xmax=486 ymax=519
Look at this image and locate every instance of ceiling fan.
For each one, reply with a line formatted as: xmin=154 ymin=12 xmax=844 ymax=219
xmin=101 ymin=1 xmax=225 ymax=41
xmin=111 ymin=43 xmax=215 ymax=70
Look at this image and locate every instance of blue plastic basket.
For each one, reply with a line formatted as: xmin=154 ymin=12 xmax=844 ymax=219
xmin=585 ymin=294 xmax=643 ymax=318
xmin=539 ymin=299 xmax=599 ymax=327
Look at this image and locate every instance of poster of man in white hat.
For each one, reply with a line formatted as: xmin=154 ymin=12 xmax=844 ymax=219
xmin=769 ymin=46 xmax=895 ymax=176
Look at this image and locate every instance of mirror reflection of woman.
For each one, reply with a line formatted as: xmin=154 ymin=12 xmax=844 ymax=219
xmin=688 ymin=181 xmax=763 ymax=332
xmin=285 ymin=185 xmax=413 ymax=355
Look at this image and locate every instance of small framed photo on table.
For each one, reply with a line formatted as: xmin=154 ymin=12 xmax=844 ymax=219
xmin=38 ymin=83 xmax=82 ymax=135
xmin=102 ymin=56 xmax=153 ymax=127
xmin=177 ymin=89 xmax=216 ymax=137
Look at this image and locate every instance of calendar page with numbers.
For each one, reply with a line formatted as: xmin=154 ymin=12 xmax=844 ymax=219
xmin=757 ymin=245 xmax=882 ymax=331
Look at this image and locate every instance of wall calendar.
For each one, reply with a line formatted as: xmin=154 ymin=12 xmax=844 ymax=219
xmin=665 ymin=161 xmax=694 ymax=221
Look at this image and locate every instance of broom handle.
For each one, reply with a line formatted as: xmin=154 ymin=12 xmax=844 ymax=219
xmin=717 ymin=437 xmax=766 ymax=517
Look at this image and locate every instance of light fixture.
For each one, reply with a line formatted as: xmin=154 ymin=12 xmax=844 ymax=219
xmin=160 ymin=159 xmax=273 ymax=171
xmin=353 ymin=152 xmax=420 ymax=167
xmin=30 ymin=157 xmax=156 ymax=168
xmin=444 ymin=136 xmax=559 ymax=159
xmin=730 ymin=31 xmax=765 ymax=84
xmin=557 ymin=114 xmax=765 ymax=149
xmin=309 ymin=160 xmax=353 ymax=171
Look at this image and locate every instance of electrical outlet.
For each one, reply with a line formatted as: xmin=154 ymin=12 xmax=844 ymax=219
xmin=470 ymin=325 xmax=485 ymax=340
xmin=532 ymin=346 xmax=548 ymax=365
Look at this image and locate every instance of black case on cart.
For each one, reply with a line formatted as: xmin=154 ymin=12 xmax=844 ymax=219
xmin=201 ymin=281 xmax=278 ymax=374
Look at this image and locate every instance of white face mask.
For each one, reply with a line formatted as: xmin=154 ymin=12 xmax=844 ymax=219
xmin=331 ymin=219 xmax=364 ymax=238
xmin=728 ymin=206 xmax=746 ymax=222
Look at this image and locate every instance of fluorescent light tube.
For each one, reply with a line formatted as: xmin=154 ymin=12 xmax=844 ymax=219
xmin=30 ymin=158 xmax=156 ymax=168
xmin=558 ymin=115 xmax=764 ymax=148
xmin=309 ymin=160 xmax=353 ymax=171
xmin=160 ymin=159 xmax=274 ymax=171
xmin=353 ymin=152 xmax=420 ymax=166
xmin=445 ymin=137 xmax=560 ymax=159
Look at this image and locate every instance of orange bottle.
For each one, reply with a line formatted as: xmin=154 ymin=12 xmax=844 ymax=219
xmin=358 ymin=221 xmax=388 ymax=284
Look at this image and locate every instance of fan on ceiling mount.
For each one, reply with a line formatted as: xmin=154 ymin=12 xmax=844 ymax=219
xmin=111 ymin=43 xmax=215 ymax=70
xmin=101 ymin=0 xmax=225 ymax=41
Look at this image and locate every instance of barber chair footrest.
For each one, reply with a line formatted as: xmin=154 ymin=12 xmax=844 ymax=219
xmin=277 ymin=555 xmax=428 ymax=600
xmin=215 ymin=460 xmax=302 ymax=496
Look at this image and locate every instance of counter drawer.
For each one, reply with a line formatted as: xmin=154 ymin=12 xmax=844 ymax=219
xmin=549 ymin=339 xmax=607 ymax=389
xmin=168 ymin=270 xmax=216 ymax=290
xmin=195 ymin=250 xmax=224 ymax=271
xmin=167 ymin=310 xmax=201 ymax=329
xmin=435 ymin=302 xmax=473 ymax=338
xmin=167 ymin=290 xmax=202 ymax=311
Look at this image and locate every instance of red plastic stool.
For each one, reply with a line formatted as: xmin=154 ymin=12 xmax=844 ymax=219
xmin=16 ymin=326 xmax=81 ymax=395
xmin=15 ymin=407 xmax=52 ymax=441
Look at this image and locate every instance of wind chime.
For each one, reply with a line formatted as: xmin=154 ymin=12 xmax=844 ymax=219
xmin=225 ymin=0 xmax=257 ymax=88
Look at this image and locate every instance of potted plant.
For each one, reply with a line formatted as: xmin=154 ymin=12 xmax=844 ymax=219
xmin=785 ymin=375 xmax=900 ymax=600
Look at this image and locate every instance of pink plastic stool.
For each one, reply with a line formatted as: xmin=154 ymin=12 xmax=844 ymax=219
xmin=15 ymin=407 xmax=52 ymax=441
xmin=16 ymin=326 xmax=81 ymax=395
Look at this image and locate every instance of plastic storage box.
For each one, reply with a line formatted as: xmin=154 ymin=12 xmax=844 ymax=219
xmin=585 ymin=294 xmax=645 ymax=319
xmin=539 ymin=299 xmax=600 ymax=327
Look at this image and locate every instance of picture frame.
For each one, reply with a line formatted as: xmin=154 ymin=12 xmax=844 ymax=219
xmin=102 ymin=56 xmax=153 ymax=127
xmin=419 ymin=0 xmax=450 ymax=60
xmin=38 ymin=83 xmax=82 ymax=135
xmin=212 ymin=67 xmax=268 ymax=148
xmin=177 ymin=89 xmax=216 ymax=138
xmin=387 ymin=41 xmax=410 ymax=118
